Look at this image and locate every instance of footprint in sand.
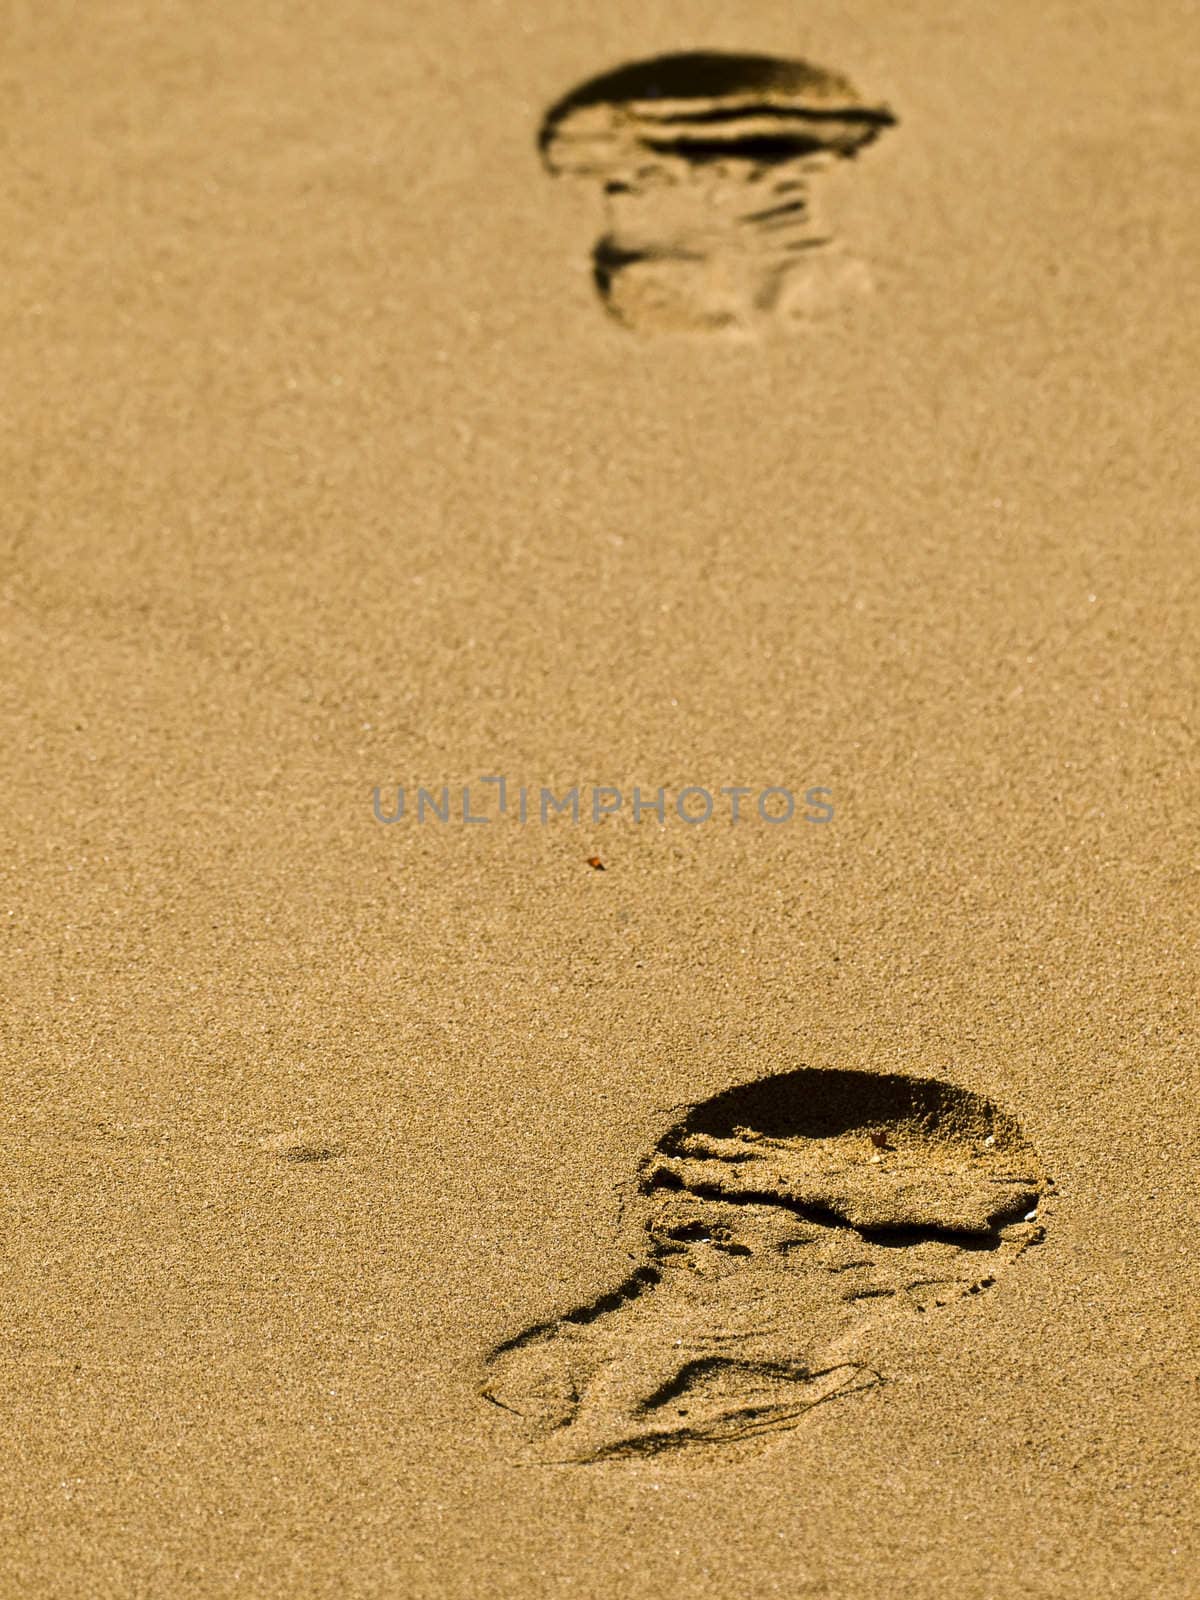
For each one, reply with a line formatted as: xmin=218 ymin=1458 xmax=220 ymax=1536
xmin=482 ymin=1069 xmax=1049 ymax=1461
xmin=538 ymin=51 xmax=897 ymax=334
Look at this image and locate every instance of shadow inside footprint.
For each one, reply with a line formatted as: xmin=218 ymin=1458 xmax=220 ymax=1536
xmin=482 ymin=1069 xmax=1048 ymax=1461
xmin=538 ymin=51 xmax=897 ymax=334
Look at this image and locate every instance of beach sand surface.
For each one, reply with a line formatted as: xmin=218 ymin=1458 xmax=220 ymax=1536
xmin=2 ymin=1 xmax=1198 ymax=1595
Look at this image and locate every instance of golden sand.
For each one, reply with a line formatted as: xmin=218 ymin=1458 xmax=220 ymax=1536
xmin=2 ymin=2 xmax=1197 ymax=1595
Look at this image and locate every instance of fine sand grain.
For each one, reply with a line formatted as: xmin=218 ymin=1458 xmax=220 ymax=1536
xmin=2 ymin=2 xmax=1198 ymax=1597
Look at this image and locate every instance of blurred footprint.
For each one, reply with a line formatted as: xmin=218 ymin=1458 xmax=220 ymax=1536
xmin=539 ymin=51 xmax=897 ymax=334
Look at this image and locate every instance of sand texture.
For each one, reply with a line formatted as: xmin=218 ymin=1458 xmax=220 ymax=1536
xmin=2 ymin=2 xmax=1198 ymax=1597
